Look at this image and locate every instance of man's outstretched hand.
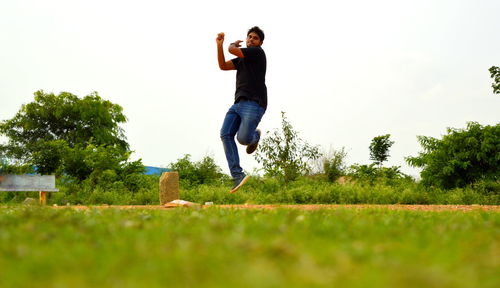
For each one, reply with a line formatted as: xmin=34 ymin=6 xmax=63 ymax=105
xmin=231 ymin=40 xmax=243 ymax=47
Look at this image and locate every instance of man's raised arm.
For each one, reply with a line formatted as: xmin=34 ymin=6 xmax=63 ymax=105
xmin=216 ymin=32 xmax=235 ymax=71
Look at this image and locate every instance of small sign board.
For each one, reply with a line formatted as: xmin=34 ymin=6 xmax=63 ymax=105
xmin=0 ymin=174 xmax=59 ymax=192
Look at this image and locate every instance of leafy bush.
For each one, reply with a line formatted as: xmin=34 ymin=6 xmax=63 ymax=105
xmin=254 ymin=112 xmax=321 ymax=183
xmin=48 ymin=174 xmax=159 ymax=205
xmin=348 ymin=163 xmax=410 ymax=185
xmin=61 ymin=142 xmax=142 ymax=181
xmin=407 ymin=122 xmax=500 ymax=189
xmin=168 ymin=154 xmax=230 ymax=188
xmin=321 ymin=147 xmax=348 ymax=182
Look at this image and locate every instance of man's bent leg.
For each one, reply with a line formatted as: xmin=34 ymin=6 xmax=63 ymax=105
xmin=220 ymin=105 xmax=245 ymax=179
xmin=236 ymin=100 xmax=265 ymax=147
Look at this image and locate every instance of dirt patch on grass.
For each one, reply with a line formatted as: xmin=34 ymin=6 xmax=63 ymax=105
xmin=50 ymin=204 xmax=500 ymax=212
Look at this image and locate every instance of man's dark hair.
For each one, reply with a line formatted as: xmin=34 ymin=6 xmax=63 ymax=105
xmin=248 ymin=26 xmax=265 ymax=42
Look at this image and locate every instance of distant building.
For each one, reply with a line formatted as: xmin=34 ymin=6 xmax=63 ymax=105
xmin=144 ymin=166 xmax=170 ymax=176
xmin=2 ymin=165 xmax=170 ymax=176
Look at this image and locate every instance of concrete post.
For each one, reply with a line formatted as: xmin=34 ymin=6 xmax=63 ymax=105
xmin=159 ymin=172 xmax=179 ymax=205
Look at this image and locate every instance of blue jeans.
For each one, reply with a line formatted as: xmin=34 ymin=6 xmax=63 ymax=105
xmin=220 ymin=100 xmax=265 ymax=179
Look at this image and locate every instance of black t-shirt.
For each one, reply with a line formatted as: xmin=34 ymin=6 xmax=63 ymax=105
xmin=231 ymin=46 xmax=267 ymax=110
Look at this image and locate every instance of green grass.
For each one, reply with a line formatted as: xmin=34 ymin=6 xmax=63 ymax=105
xmin=3 ymin=176 xmax=497 ymax=205
xmin=0 ymin=206 xmax=498 ymax=287
xmin=179 ymin=177 xmax=499 ymax=205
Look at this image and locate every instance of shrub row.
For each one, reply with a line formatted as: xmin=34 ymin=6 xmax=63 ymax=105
xmin=1 ymin=176 xmax=497 ymax=205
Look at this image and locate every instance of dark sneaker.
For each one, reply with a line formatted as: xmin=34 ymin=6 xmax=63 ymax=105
xmin=246 ymin=129 xmax=261 ymax=154
xmin=230 ymin=175 xmax=249 ymax=193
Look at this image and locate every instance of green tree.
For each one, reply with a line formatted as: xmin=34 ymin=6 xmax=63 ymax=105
xmin=489 ymin=66 xmax=500 ymax=94
xmin=254 ymin=112 xmax=321 ymax=183
xmin=62 ymin=141 xmax=143 ymax=182
xmin=0 ymin=90 xmax=135 ymax=179
xmin=369 ymin=134 xmax=394 ymax=167
xmin=406 ymin=122 xmax=500 ymax=189
xmin=168 ymin=154 xmax=228 ymax=187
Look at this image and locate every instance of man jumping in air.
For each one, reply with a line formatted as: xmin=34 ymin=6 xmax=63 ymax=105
xmin=216 ymin=26 xmax=267 ymax=193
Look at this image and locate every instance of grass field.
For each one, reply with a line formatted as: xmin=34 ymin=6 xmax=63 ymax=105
xmin=0 ymin=206 xmax=498 ymax=288
xmin=1 ymin=175 xmax=498 ymax=206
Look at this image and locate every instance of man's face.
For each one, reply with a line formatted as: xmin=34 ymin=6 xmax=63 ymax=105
xmin=246 ymin=32 xmax=262 ymax=47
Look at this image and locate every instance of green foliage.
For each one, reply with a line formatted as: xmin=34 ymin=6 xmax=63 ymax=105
xmin=489 ymin=66 xmax=500 ymax=94
xmin=180 ymin=175 xmax=498 ymax=206
xmin=64 ymin=142 xmax=136 ymax=181
xmin=1 ymin=174 xmax=498 ymax=205
xmin=407 ymin=122 xmax=500 ymax=189
xmin=322 ymin=147 xmax=348 ymax=182
xmin=47 ymin=172 xmax=157 ymax=205
xmin=348 ymin=163 xmax=410 ymax=185
xmin=168 ymin=154 xmax=229 ymax=187
xmin=0 ymin=158 xmax=34 ymax=174
xmin=369 ymin=134 xmax=394 ymax=166
xmin=254 ymin=112 xmax=321 ymax=183
xmin=0 ymin=90 xmax=130 ymax=178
